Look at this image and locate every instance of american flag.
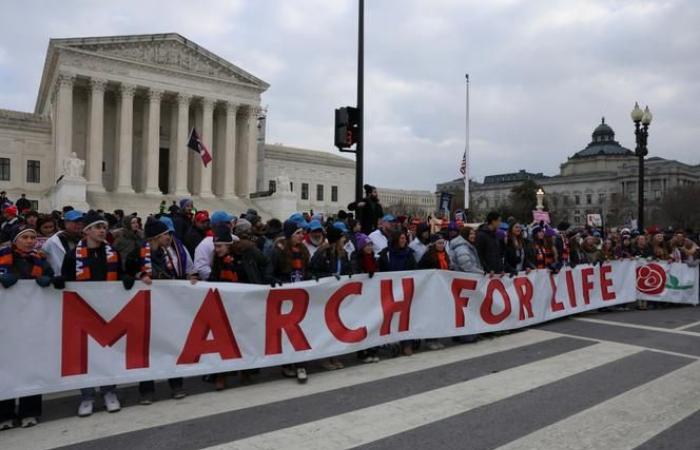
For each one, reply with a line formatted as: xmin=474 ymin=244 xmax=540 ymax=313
xmin=459 ymin=150 xmax=467 ymax=175
xmin=187 ymin=128 xmax=213 ymax=167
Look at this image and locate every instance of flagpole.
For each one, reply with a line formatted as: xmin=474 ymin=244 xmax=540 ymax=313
xmin=464 ymin=73 xmax=470 ymax=218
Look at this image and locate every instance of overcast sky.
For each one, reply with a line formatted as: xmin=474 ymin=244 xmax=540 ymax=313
xmin=1 ymin=0 xmax=698 ymax=191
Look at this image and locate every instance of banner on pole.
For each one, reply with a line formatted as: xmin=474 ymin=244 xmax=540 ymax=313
xmin=0 ymin=260 xmax=696 ymax=400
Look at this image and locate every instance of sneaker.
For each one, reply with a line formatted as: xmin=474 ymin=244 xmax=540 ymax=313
xmin=172 ymin=389 xmax=187 ymax=400
xmin=103 ymin=391 xmax=121 ymax=413
xmin=78 ymin=399 xmax=94 ymax=417
xmin=139 ymin=393 xmax=154 ymax=405
xmin=372 ymin=356 xmax=381 ymax=363
xmin=361 ymin=355 xmax=374 ymax=364
xmin=321 ymin=360 xmax=338 ymax=371
xmin=20 ymin=417 xmax=38 ymax=428
xmin=296 ymin=368 xmax=308 ymax=384
xmin=0 ymin=419 xmax=14 ymax=431
xmin=331 ymin=358 xmax=344 ymax=369
xmin=281 ymin=366 xmax=296 ymax=378
xmin=402 ymin=345 xmax=413 ymax=356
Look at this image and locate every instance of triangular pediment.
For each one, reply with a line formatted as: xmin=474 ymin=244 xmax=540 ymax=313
xmin=54 ymin=33 xmax=268 ymax=89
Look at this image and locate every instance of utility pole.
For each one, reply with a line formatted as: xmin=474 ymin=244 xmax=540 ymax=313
xmin=355 ymin=0 xmax=364 ymax=202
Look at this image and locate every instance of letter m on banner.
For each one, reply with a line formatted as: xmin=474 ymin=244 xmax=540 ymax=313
xmin=61 ymin=291 xmax=151 ymax=376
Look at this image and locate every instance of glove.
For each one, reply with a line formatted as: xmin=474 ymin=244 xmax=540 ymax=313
xmin=313 ymin=274 xmax=320 ymax=282
xmin=334 ymin=274 xmax=341 ymax=281
xmin=0 ymin=273 xmax=18 ymax=289
xmin=368 ymin=272 xmax=375 ymax=279
xmin=35 ymin=275 xmax=51 ymax=288
xmin=122 ymin=275 xmax=135 ymax=290
xmin=52 ymin=276 xmax=66 ymax=290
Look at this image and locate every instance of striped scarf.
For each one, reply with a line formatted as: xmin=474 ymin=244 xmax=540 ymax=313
xmin=75 ymin=239 xmax=119 ymax=281
xmin=140 ymin=242 xmax=153 ymax=276
xmin=560 ymin=238 xmax=570 ymax=263
xmin=0 ymin=246 xmax=45 ymax=278
xmin=534 ymin=242 xmax=554 ymax=269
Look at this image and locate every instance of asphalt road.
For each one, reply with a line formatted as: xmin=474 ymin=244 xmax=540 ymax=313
xmin=2 ymin=304 xmax=700 ymax=450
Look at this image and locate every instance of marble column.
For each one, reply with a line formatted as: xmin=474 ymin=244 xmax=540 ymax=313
xmin=144 ymin=88 xmax=163 ymax=195
xmin=199 ymin=98 xmax=215 ymax=197
xmin=86 ymin=78 xmax=106 ymax=191
xmin=222 ymin=102 xmax=238 ymax=198
xmin=171 ymin=93 xmax=191 ymax=196
xmin=234 ymin=106 xmax=249 ymax=196
xmin=115 ymin=83 xmax=136 ymax=194
xmin=246 ymin=106 xmax=260 ymax=195
xmin=54 ymin=72 xmax=75 ymax=174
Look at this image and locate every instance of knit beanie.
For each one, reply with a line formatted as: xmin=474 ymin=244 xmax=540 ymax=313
xmin=284 ymin=219 xmax=302 ymax=239
xmin=355 ymin=233 xmax=371 ymax=250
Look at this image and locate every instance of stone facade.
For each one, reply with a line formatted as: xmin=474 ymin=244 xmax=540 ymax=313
xmin=378 ymin=188 xmax=436 ymax=217
xmin=438 ymin=118 xmax=700 ymax=226
xmin=261 ymin=144 xmax=356 ymax=216
xmin=0 ymin=33 xmax=270 ymax=214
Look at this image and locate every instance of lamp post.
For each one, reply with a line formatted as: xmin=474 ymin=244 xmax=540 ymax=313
xmin=536 ymin=188 xmax=545 ymax=211
xmin=630 ymin=102 xmax=652 ymax=232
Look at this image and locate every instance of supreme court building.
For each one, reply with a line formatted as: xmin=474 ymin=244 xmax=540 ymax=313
xmin=0 ymin=33 xmax=275 ymax=214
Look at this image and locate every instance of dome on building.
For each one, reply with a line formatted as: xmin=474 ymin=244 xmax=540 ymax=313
xmin=571 ymin=117 xmax=633 ymax=159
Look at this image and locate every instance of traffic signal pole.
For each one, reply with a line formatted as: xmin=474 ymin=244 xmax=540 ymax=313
xmin=355 ymin=0 xmax=364 ymax=202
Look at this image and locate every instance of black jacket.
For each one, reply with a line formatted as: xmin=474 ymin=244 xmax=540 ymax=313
xmin=378 ymin=247 xmax=418 ymax=272
xmin=348 ymin=197 xmax=384 ymax=235
xmin=475 ymin=224 xmax=504 ymax=273
xmin=309 ymin=245 xmax=352 ymax=278
xmin=184 ymin=226 xmax=207 ymax=258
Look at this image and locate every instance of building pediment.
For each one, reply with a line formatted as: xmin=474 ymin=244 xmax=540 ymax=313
xmin=54 ymin=33 xmax=268 ymax=89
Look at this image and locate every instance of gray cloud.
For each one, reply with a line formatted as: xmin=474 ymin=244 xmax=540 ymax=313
xmin=0 ymin=0 xmax=698 ymax=191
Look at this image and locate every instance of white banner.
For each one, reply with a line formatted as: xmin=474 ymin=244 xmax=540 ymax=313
xmin=0 ymin=259 xmax=697 ymax=400
xmin=635 ymin=260 xmax=699 ymax=304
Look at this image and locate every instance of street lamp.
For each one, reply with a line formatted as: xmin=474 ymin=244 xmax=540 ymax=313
xmin=630 ymin=102 xmax=652 ymax=232
xmin=536 ymin=188 xmax=545 ymax=211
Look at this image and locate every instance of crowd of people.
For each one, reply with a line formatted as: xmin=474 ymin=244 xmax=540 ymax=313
xmin=0 ymin=183 xmax=698 ymax=430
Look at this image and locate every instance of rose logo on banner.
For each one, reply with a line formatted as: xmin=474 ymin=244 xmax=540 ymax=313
xmin=636 ymin=263 xmax=667 ymax=295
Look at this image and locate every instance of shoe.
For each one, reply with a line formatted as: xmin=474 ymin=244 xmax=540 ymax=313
xmin=361 ymin=355 xmax=374 ymax=363
xmin=331 ymin=358 xmax=344 ymax=369
xmin=78 ymin=399 xmax=94 ymax=417
xmin=214 ymin=374 xmax=226 ymax=391
xmin=296 ymin=368 xmax=308 ymax=384
xmin=372 ymin=356 xmax=381 ymax=363
xmin=322 ymin=360 xmax=338 ymax=371
xmin=20 ymin=417 xmax=38 ymax=428
xmin=139 ymin=393 xmax=154 ymax=405
xmin=402 ymin=345 xmax=413 ymax=356
xmin=103 ymin=392 xmax=121 ymax=413
xmin=427 ymin=342 xmax=441 ymax=350
xmin=172 ymin=389 xmax=187 ymax=400
xmin=0 ymin=419 xmax=14 ymax=431
xmin=281 ymin=366 xmax=296 ymax=378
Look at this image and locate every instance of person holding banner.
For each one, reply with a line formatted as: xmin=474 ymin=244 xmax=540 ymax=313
xmin=0 ymin=224 xmax=54 ymax=430
xmin=267 ymin=219 xmax=311 ymax=383
xmin=134 ymin=219 xmax=187 ymax=403
xmin=526 ymin=226 xmax=559 ymax=270
xmin=59 ymin=210 xmax=130 ymax=417
xmin=475 ymin=212 xmax=505 ymax=274
xmin=504 ymin=223 xmax=531 ymax=275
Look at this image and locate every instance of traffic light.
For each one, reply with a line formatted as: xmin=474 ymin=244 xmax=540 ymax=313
xmin=335 ymin=106 xmax=359 ymax=151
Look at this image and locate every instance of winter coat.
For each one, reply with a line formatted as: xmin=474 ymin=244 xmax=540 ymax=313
xmin=113 ymin=218 xmax=143 ymax=270
xmin=378 ymin=247 xmax=417 ymax=272
xmin=449 ymin=236 xmax=484 ymax=274
xmin=348 ymin=197 xmax=384 ymax=235
xmin=184 ymin=225 xmax=208 ymax=258
xmin=475 ymin=224 xmax=504 ymax=273
xmin=309 ymin=244 xmax=352 ymax=278
xmin=266 ymin=238 xmax=311 ymax=283
xmin=418 ymin=247 xmax=451 ymax=270
xmin=230 ymin=239 xmax=269 ymax=284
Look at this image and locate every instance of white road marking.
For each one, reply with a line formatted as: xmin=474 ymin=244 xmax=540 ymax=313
xmin=204 ymin=342 xmax=640 ymax=450
xmin=496 ymin=360 xmax=700 ymax=450
xmin=0 ymin=330 xmax=558 ymax=450
xmin=572 ymin=317 xmax=700 ymax=336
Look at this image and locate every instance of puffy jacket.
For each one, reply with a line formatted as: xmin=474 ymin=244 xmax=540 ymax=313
xmin=448 ymin=236 xmax=483 ymax=274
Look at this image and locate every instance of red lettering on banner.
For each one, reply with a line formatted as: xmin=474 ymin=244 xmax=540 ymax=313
xmin=325 ymin=282 xmax=367 ymax=343
xmin=581 ymin=267 xmax=595 ymax=305
xmin=549 ymin=273 xmax=565 ymax=312
xmin=61 ymin=291 xmax=150 ymax=377
xmin=264 ymin=288 xmax=311 ymax=355
xmin=380 ymin=278 xmax=414 ymax=335
xmin=451 ymin=278 xmax=478 ymax=328
xmin=177 ymin=289 xmax=241 ymax=364
xmin=480 ymin=279 xmax=512 ymax=325
xmin=600 ymin=264 xmax=616 ymax=301
xmin=513 ymin=277 xmax=534 ymax=320
xmin=565 ymin=270 xmax=577 ymax=308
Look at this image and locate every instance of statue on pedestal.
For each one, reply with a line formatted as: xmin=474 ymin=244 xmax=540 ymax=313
xmin=62 ymin=152 xmax=85 ymax=180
